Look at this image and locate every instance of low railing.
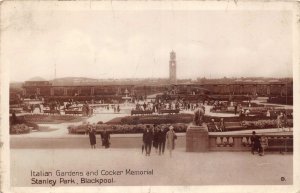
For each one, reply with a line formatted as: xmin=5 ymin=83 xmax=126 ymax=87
xmin=209 ymin=133 xmax=293 ymax=152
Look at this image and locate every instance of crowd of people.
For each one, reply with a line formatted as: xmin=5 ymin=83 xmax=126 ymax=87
xmin=134 ymin=101 xmax=180 ymax=112
xmin=86 ymin=123 xmax=178 ymax=157
xmin=143 ymin=125 xmax=177 ymax=157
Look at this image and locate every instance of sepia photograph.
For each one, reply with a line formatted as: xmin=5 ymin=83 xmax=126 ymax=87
xmin=0 ymin=1 xmax=299 ymax=193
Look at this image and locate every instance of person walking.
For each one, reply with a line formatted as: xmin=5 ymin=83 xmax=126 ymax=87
xmin=166 ymin=126 xmax=177 ymax=157
xmin=88 ymin=125 xmax=96 ymax=149
xmin=101 ymin=128 xmax=111 ymax=148
xmin=143 ymin=125 xmax=153 ymax=156
xmin=157 ymin=126 xmax=167 ymax=155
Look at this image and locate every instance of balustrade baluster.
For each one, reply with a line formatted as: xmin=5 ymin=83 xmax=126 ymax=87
xmin=222 ymin=137 xmax=228 ymax=146
xmin=216 ymin=137 xmax=222 ymax=147
xmin=242 ymin=137 xmax=247 ymax=146
xmin=248 ymin=137 xmax=252 ymax=147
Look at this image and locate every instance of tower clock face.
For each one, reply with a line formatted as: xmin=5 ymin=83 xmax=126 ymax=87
xmin=172 ymin=62 xmax=175 ymax=67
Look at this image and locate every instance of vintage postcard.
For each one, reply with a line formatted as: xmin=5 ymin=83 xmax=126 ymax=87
xmin=0 ymin=1 xmax=299 ymax=193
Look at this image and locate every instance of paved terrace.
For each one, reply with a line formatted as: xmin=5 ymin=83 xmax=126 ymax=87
xmin=10 ymin=103 xmax=293 ymax=186
xmin=11 ymin=148 xmax=292 ymax=186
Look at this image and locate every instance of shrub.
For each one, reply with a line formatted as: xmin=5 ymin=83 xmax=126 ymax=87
xmin=10 ymin=124 xmax=31 ymax=134
xmin=107 ymin=114 xmax=194 ymax=125
xmin=241 ymin=119 xmax=293 ymax=129
xmin=22 ymin=114 xmax=82 ymax=123
xmin=68 ymin=123 xmax=188 ymax=134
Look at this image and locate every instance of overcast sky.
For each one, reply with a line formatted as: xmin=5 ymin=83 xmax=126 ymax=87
xmin=2 ymin=8 xmax=293 ymax=82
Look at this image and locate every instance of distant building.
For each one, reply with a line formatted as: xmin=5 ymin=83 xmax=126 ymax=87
xmin=169 ymin=51 xmax=177 ymax=84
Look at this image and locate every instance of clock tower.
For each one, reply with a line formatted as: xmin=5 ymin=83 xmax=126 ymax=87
xmin=169 ymin=51 xmax=177 ymax=84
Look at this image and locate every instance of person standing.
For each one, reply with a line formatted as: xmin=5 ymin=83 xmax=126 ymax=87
xmin=234 ymin=104 xmax=238 ymax=115
xmin=250 ymin=131 xmax=262 ymax=155
xmin=101 ymin=128 xmax=111 ymax=148
xmin=166 ymin=126 xmax=177 ymax=157
xmin=152 ymin=125 xmax=159 ymax=154
xmin=143 ymin=125 xmax=153 ymax=156
xmin=260 ymin=134 xmax=268 ymax=156
xmin=277 ymin=112 xmax=283 ymax=130
xmin=266 ymin=110 xmax=271 ymax=117
xmin=220 ymin=118 xmax=225 ymax=132
xmin=157 ymin=126 xmax=167 ymax=155
xmin=88 ymin=125 xmax=96 ymax=149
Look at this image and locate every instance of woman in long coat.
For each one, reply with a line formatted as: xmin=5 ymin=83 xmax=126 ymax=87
xmin=101 ymin=128 xmax=111 ymax=148
xmin=88 ymin=126 xmax=96 ymax=149
xmin=166 ymin=126 xmax=177 ymax=157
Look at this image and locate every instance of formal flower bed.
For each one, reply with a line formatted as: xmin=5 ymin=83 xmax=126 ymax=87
xmin=68 ymin=123 xmax=188 ymax=134
xmin=106 ymin=113 xmax=194 ymax=125
xmin=241 ymin=119 xmax=293 ymax=129
xmin=210 ymin=107 xmax=292 ymax=116
xmin=10 ymin=124 xmax=31 ymax=134
xmin=22 ymin=114 xmax=84 ymax=123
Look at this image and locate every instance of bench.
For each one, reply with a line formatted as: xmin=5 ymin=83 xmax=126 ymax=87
xmin=131 ymin=110 xmax=153 ymax=116
xmin=224 ymin=122 xmax=246 ymax=131
xmin=65 ymin=110 xmax=83 ymax=116
xmin=159 ymin=109 xmax=180 ymax=114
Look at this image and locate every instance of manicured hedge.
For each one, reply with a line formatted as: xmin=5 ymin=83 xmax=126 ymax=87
xmin=68 ymin=123 xmax=188 ymax=134
xmin=241 ymin=119 xmax=293 ymax=129
xmin=21 ymin=114 xmax=83 ymax=123
xmin=204 ymin=115 xmax=293 ymax=122
xmin=106 ymin=114 xmax=194 ymax=125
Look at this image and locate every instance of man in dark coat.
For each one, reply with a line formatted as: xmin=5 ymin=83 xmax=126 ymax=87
xmin=157 ymin=126 xmax=167 ymax=155
xmin=251 ymin=131 xmax=262 ymax=155
xmin=153 ymin=125 xmax=159 ymax=154
xmin=143 ymin=125 xmax=153 ymax=156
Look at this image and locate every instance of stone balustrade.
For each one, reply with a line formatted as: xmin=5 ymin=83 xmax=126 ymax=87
xmin=209 ymin=132 xmax=293 ymax=152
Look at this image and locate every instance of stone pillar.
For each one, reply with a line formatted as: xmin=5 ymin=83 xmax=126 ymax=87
xmin=227 ymin=85 xmax=231 ymax=94
xmin=186 ymin=124 xmax=209 ymax=152
xmin=22 ymin=89 xmax=26 ymax=96
xmin=253 ymin=85 xmax=257 ymax=96
xmin=267 ymin=85 xmax=271 ymax=95
xmin=91 ymin=87 xmax=95 ymax=95
xmin=64 ymin=88 xmax=68 ymax=96
xmin=280 ymin=85 xmax=284 ymax=97
xmin=240 ymin=85 xmax=243 ymax=94
xmin=50 ymin=88 xmax=54 ymax=96
xmin=36 ymin=88 xmax=40 ymax=95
